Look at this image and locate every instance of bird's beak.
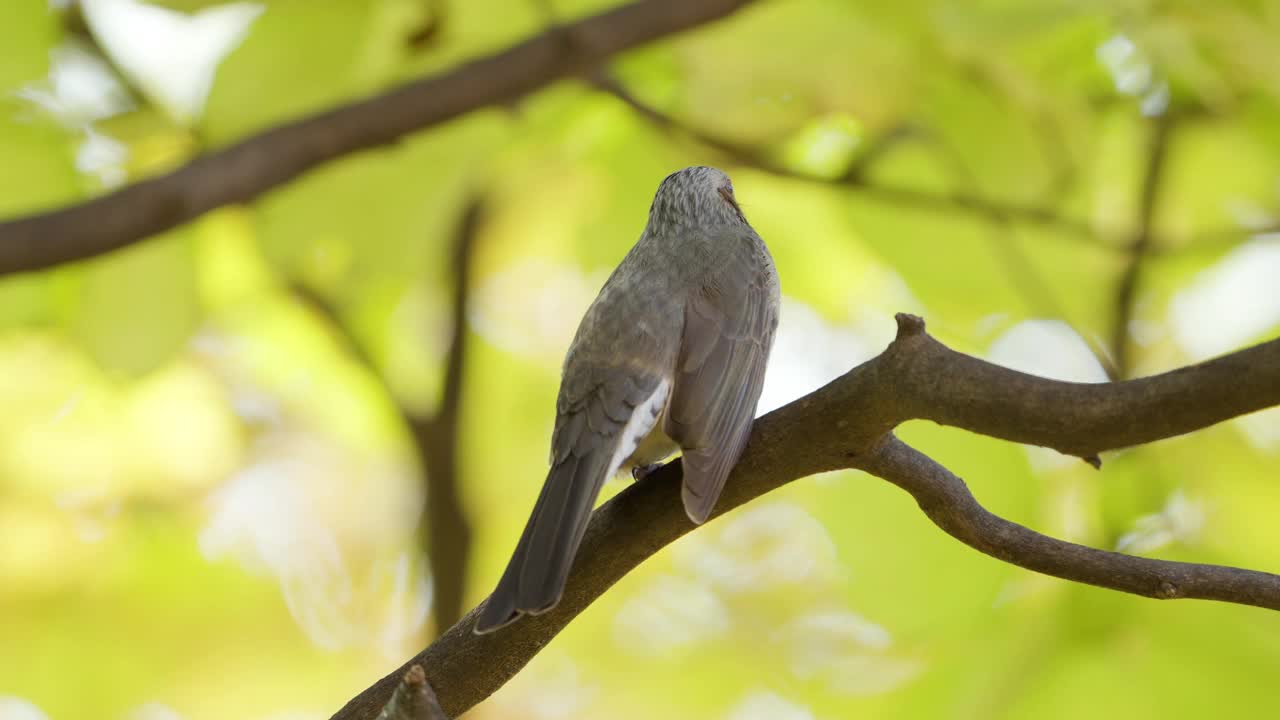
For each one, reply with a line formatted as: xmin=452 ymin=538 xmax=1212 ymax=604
xmin=718 ymin=186 xmax=742 ymax=213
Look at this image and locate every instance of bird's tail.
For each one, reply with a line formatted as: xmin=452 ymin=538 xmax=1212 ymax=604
xmin=473 ymin=451 xmax=611 ymax=633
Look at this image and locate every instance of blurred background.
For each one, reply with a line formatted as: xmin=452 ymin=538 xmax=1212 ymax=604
xmin=2 ymin=0 xmax=1280 ymax=718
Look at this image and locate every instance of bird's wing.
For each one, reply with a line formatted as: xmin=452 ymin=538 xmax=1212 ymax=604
xmin=665 ymin=230 xmax=778 ymax=524
xmin=474 ymin=300 xmax=675 ymax=632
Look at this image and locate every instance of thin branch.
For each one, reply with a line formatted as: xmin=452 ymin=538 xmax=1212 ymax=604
xmin=0 ymin=0 xmax=758 ymax=276
xmin=414 ymin=199 xmax=484 ymax=632
xmin=589 ymin=73 xmax=1108 ymax=244
xmin=602 ymin=69 xmax=1270 ymax=275
xmin=860 ymin=434 xmax=1280 ymax=606
xmin=329 ymin=313 xmax=1280 ymax=720
xmin=1159 ymin=222 xmax=1280 ymax=258
xmin=405 ymin=0 xmax=447 ymax=51
xmin=835 ymin=122 xmax=920 ymax=184
xmin=918 ymin=130 xmax=1119 ymax=377
xmin=1110 ymin=115 xmax=1174 ymax=377
xmin=293 ymin=284 xmax=379 ymax=369
xmin=598 ymin=72 xmax=1117 ymax=373
xmin=293 ymin=199 xmax=484 ymax=633
xmin=377 ymin=665 xmax=449 ymax=720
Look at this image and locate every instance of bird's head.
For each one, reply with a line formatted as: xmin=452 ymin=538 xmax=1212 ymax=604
xmin=649 ymin=166 xmax=748 ymax=227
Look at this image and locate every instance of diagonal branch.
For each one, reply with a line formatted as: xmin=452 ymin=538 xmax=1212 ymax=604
xmin=589 ymin=73 xmax=1106 ymax=243
xmin=329 ymin=313 xmax=1280 ymax=720
xmin=860 ymin=435 xmax=1280 ymax=605
xmin=0 ymin=0 xmax=758 ymax=276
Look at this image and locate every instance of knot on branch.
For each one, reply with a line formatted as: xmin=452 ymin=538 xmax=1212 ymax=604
xmin=378 ymin=664 xmax=449 ymax=720
xmin=894 ymin=313 xmax=926 ymax=339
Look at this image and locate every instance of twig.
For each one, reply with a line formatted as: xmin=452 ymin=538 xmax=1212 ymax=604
xmin=0 ymin=0 xmax=758 ymax=276
xmin=328 ymin=313 xmax=1280 ymax=719
xmin=589 ymin=73 xmax=1109 ymax=244
xmin=920 ymin=131 xmax=1119 ymax=378
xmin=597 ymin=72 xmax=1117 ymax=373
xmin=1110 ymin=115 xmax=1174 ymax=377
xmin=377 ymin=665 xmax=449 ymax=720
xmin=406 ymin=0 xmax=448 ymax=51
xmin=1159 ymin=222 xmax=1280 ymax=258
xmin=293 ymin=284 xmax=379 ymax=369
xmin=838 ymin=122 xmax=918 ymax=183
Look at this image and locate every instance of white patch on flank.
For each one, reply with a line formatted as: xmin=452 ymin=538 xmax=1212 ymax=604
xmin=606 ymin=379 xmax=670 ymax=478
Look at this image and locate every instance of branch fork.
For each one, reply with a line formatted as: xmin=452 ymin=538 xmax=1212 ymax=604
xmin=330 ymin=314 xmax=1280 ymax=719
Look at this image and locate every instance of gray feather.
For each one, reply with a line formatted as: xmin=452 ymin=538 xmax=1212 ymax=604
xmin=475 ymin=366 xmax=670 ymax=633
xmin=665 ymin=228 xmax=779 ymax=524
xmin=475 ymin=166 xmax=779 ymax=633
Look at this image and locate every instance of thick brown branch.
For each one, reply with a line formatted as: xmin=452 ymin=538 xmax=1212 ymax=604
xmin=0 ymin=0 xmax=757 ymax=276
xmin=329 ymin=313 xmax=1280 ymax=719
xmin=884 ymin=314 xmax=1280 ymax=459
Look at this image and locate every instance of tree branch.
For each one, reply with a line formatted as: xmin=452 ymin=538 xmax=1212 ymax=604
xmin=1110 ymin=115 xmax=1173 ymax=377
xmin=915 ymin=130 xmax=1118 ymax=377
xmin=377 ymin=665 xmax=449 ymax=720
xmin=1151 ymin=221 xmax=1280 ymax=261
xmin=860 ymin=434 xmax=1280 ymax=606
xmin=588 ymin=73 xmax=1106 ymax=243
xmin=405 ymin=0 xmax=447 ymax=51
xmin=0 ymin=0 xmax=758 ymax=276
xmin=293 ymin=199 xmax=484 ymax=634
xmin=329 ymin=313 xmax=1280 ymax=720
xmin=414 ymin=199 xmax=483 ymax=632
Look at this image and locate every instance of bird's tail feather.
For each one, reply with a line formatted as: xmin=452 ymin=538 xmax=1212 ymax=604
xmin=474 ymin=451 xmax=611 ymax=633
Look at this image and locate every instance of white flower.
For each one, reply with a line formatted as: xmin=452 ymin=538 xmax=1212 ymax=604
xmin=1116 ymin=490 xmax=1205 ymax=554
xmin=81 ymin=0 xmax=264 ymax=124
xmin=16 ymin=41 xmax=133 ymax=126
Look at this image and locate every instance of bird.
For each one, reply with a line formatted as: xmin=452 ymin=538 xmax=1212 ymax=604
xmin=473 ymin=166 xmax=780 ymax=634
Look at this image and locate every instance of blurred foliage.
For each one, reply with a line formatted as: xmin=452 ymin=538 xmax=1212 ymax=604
xmin=2 ymin=0 xmax=1280 ymax=719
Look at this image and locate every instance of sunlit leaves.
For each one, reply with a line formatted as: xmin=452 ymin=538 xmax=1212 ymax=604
xmin=2 ymin=0 xmax=1280 ymax=718
xmin=62 ymin=232 xmax=199 ymax=377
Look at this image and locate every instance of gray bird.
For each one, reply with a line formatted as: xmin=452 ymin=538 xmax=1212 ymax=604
xmin=474 ymin=166 xmax=779 ymax=633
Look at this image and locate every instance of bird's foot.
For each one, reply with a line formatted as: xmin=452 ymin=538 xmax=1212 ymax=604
xmin=631 ymin=462 xmax=665 ymax=482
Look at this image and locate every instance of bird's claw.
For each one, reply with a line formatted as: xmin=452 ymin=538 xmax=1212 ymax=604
xmin=631 ymin=463 xmax=664 ymax=482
